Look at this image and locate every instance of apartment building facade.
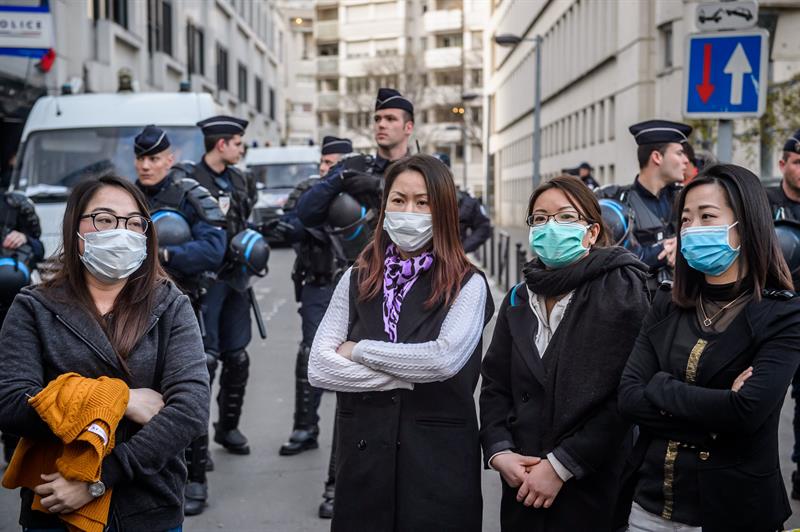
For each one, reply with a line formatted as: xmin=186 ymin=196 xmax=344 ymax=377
xmin=312 ymin=0 xmax=489 ymax=194
xmin=485 ymin=0 xmax=800 ymax=227
xmin=280 ymin=1 xmax=317 ymax=145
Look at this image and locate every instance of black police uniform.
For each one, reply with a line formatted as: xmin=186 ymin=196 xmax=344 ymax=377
xmin=132 ymin=125 xmax=228 ymax=516
xmin=279 ymin=137 xmax=353 ymax=459
xmin=180 ymin=116 xmax=258 ymax=458
xmin=596 ymin=119 xmax=692 ymax=292
xmin=0 ymin=191 xmax=44 ymax=465
xmin=294 ymin=88 xmax=413 ymax=518
xmin=457 ymin=189 xmax=492 ymax=253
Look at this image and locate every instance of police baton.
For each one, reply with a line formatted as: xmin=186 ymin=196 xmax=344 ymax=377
xmin=195 ymin=307 xmax=207 ymax=339
xmin=247 ymin=286 xmax=268 ymax=339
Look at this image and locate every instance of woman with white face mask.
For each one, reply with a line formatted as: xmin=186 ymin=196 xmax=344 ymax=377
xmin=0 ymin=175 xmax=209 ymax=531
xmin=619 ymin=164 xmax=800 ymax=531
xmin=308 ymin=154 xmax=494 ymax=531
xmin=480 ymin=174 xmax=650 ymax=531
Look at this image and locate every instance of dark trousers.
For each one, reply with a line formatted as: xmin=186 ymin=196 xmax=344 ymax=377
xmin=202 ymin=281 xmax=252 ymax=354
xmin=793 ymin=367 xmax=800 ymax=463
xmin=299 ymin=282 xmax=334 ymax=424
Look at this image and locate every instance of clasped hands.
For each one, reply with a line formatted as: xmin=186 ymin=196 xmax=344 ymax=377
xmin=492 ymin=453 xmax=564 ymax=509
xmin=35 ymin=387 xmax=165 ymax=514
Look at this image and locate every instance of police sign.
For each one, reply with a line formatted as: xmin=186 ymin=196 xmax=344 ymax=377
xmin=683 ymin=29 xmax=768 ymax=118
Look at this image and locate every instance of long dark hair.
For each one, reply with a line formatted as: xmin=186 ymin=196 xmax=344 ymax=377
xmin=356 ymin=154 xmax=471 ymax=307
xmin=527 ymin=174 xmax=610 ymax=247
xmin=44 ymin=175 xmax=168 ymax=370
xmin=672 ymin=164 xmax=793 ymax=307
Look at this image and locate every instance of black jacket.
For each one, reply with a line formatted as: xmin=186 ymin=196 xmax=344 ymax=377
xmin=332 ymin=268 xmax=493 ymax=532
xmin=618 ymin=288 xmax=800 ymax=531
xmin=480 ymin=249 xmax=649 ymax=531
xmin=0 ymin=281 xmax=210 ymax=530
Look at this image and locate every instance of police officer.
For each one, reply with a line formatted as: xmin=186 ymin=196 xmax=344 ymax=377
xmin=577 ymin=161 xmax=600 ymax=190
xmin=597 ymin=119 xmax=691 ymax=291
xmin=132 ymin=125 xmax=227 ymax=516
xmin=295 ymin=88 xmax=414 ymax=518
xmin=279 ymin=136 xmax=353 ymax=459
xmin=175 ymin=116 xmax=259 ymax=460
xmin=0 ymin=186 xmax=44 ymax=465
xmin=431 ymin=152 xmax=492 ymax=253
xmin=765 ymin=128 xmax=800 ymax=497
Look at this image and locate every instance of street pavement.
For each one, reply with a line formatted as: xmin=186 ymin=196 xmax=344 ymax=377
xmin=1 ymin=246 xmax=799 ymax=531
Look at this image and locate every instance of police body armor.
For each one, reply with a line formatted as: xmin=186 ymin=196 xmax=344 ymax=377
xmin=598 ymin=198 xmax=636 ymax=248
xmin=0 ymin=193 xmax=40 ymax=310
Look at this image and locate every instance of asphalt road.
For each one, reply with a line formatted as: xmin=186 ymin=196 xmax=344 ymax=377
xmin=1 ymin=247 xmax=799 ymax=531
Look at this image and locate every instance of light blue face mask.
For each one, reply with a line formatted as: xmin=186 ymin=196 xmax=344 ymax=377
xmin=529 ymin=221 xmax=589 ymax=268
xmin=680 ymin=222 xmax=740 ymax=276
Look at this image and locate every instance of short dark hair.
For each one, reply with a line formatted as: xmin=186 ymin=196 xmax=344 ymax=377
xmin=637 ymin=142 xmax=670 ymax=169
xmin=781 ymin=151 xmax=798 ymax=163
xmin=683 ymin=142 xmax=696 ymax=166
xmin=402 ymin=110 xmax=414 ymax=124
xmin=526 ymin=174 xmax=610 ymax=247
xmin=204 ymin=134 xmax=234 ymax=153
xmin=672 ymin=164 xmax=793 ymax=307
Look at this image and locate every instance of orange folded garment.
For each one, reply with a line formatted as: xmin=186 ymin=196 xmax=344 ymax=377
xmin=2 ymin=372 xmax=130 ymax=532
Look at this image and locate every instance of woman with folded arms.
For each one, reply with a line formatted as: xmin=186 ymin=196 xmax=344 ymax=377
xmin=309 ymin=154 xmax=493 ymax=532
xmin=619 ymin=164 xmax=800 ymax=531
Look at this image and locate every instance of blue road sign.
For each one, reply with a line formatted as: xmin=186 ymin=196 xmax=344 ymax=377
xmin=684 ymin=29 xmax=768 ymax=118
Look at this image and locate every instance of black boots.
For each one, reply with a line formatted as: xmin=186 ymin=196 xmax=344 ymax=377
xmin=184 ymin=434 xmax=210 ymax=515
xmin=319 ymin=481 xmax=335 ymax=519
xmin=215 ymin=349 xmax=250 ymax=455
xmin=280 ymin=345 xmax=321 ymax=456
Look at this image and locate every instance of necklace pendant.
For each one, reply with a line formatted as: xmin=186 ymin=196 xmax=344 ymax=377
xmin=703 ymin=318 xmax=713 ymax=327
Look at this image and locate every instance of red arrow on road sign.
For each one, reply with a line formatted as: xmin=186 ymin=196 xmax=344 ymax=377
xmin=696 ymin=43 xmax=715 ymax=103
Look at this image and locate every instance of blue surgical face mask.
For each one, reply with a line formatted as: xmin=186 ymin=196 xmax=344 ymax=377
xmin=529 ymin=221 xmax=589 ymax=268
xmin=680 ymin=222 xmax=740 ymax=276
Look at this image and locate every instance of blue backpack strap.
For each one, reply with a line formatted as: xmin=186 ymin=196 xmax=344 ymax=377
xmin=509 ymin=282 xmax=526 ymax=307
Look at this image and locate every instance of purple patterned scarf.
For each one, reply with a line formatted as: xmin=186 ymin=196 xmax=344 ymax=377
xmin=382 ymin=244 xmax=435 ymax=342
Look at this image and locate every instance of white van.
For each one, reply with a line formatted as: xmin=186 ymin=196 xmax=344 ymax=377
xmin=244 ymin=145 xmax=320 ymax=241
xmin=13 ymin=91 xmax=219 ymax=256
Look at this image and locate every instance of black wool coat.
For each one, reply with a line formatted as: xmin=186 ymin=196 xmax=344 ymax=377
xmin=618 ymin=288 xmax=800 ymax=532
xmin=479 ymin=253 xmax=649 ymax=532
xmin=332 ymin=268 xmax=494 ymax=532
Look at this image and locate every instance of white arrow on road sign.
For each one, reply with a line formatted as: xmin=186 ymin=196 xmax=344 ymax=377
xmin=723 ymin=43 xmax=752 ymax=105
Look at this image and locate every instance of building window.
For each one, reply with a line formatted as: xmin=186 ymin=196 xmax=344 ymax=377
xmin=269 ymin=87 xmax=276 ymax=120
xmin=318 ymin=7 xmax=338 ymax=21
xmin=255 ymin=76 xmax=263 ymax=113
xmin=92 ymin=0 xmax=128 ymax=29
xmin=436 ymin=33 xmax=462 ymax=48
xmin=471 ymin=30 xmax=482 ymax=50
xmin=237 ymin=62 xmax=248 ymax=103
xmin=318 ymin=43 xmax=339 ymax=56
xmin=147 ymin=0 xmax=172 ymax=56
xmin=608 ymin=96 xmax=615 ymax=140
xmin=660 ymin=22 xmax=673 ymax=69
xmin=216 ymin=44 xmax=229 ymax=91
xmin=187 ymin=22 xmax=205 ymax=76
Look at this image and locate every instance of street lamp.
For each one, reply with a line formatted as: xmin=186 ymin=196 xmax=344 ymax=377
xmin=494 ymin=33 xmax=543 ymax=189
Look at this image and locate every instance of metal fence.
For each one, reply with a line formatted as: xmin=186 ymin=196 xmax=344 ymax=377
xmin=477 ymin=228 xmax=528 ymax=293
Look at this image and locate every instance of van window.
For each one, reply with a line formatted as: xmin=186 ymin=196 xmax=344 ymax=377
xmin=249 ymin=163 xmax=318 ymax=189
xmin=17 ymin=126 xmax=204 ymax=199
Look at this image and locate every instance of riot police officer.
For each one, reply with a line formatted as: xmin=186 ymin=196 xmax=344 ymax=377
xmin=277 ymin=136 xmax=353 ymax=460
xmin=431 ymin=152 xmax=492 ymax=253
xmin=765 ymin=128 xmax=800 ymax=497
xmin=174 ymin=116 xmax=262 ymax=461
xmin=597 ymin=119 xmax=691 ymax=292
xmin=295 ymin=88 xmax=414 ymax=518
xmin=0 ymin=187 xmax=44 ymax=465
xmin=577 ymin=162 xmax=600 ymax=190
xmin=132 ymin=125 xmax=227 ymax=516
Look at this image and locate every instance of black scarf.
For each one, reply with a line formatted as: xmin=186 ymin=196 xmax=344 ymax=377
xmin=523 ymin=247 xmax=650 ymax=448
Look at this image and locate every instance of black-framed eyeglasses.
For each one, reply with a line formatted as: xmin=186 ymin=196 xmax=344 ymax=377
xmin=80 ymin=212 xmax=150 ymax=234
xmin=526 ymin=211 xmax=585 ymax=227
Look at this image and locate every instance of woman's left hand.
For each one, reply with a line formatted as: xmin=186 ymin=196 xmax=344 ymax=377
xmin=34 ymin=472 xmax=94 ymax=514
xmin=336 ymin=341 xmax=357 ymax=360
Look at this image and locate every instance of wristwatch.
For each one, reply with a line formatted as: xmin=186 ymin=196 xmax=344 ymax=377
xmin=88 ymin=480 xmax=106 ymax=498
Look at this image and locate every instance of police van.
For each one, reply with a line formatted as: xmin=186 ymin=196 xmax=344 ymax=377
xmin=12 ymin=91 xmax=218 ymax=256
xmin=244 ymin=145 xmax=320 ymax=242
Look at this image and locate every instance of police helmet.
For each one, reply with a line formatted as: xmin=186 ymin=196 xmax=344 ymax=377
xmin=229 ymin=229 xmax=270 ymax=277
xmin=0 ymin=246 xmax=32 ymax=305
xmin=151 ymin=209 xmax=192 ymax=247
xmin=432 ymin=152 xmax=451 ymax=168
xmin=599 ymin=198 xmax=634 ymax=248
xmin=775 ymin=220 xmax=800 ymax=273
xmin=328 ymin=193 xmax=374 ymax=262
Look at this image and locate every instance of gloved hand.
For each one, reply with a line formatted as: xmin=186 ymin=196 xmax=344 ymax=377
xmin=341 ymin=173 xmax=381 ymax=197
xmin=259 ymin=219 xmax=294 ymax=239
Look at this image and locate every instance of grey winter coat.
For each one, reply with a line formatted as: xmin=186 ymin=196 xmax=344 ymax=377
xmin=0 ymin=280 xmax=210 ymax=531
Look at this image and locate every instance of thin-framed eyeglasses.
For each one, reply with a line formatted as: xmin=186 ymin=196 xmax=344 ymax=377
xmin=80 ymin=212 xmax=150 ymax=234
xmin=526 ymin=211 xmax=585 ymax=227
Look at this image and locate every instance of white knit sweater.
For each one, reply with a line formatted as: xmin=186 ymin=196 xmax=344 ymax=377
xmin=308 ymin=267 xmax=487 ymax=392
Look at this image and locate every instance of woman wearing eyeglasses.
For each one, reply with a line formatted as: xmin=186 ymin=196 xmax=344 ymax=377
xmin=618 ymin=164 xmax=800 ymax=532
xmin=0 ymin=175 xmax=209 ymax=531
xmin=480 ymin=174 xmax=649 ymax=531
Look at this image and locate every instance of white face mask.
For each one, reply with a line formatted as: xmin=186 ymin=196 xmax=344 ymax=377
xmin=383 ymin=211 xmax=434 ymax=253
xmin=78 ymin=229 xmax=148 ymax=283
